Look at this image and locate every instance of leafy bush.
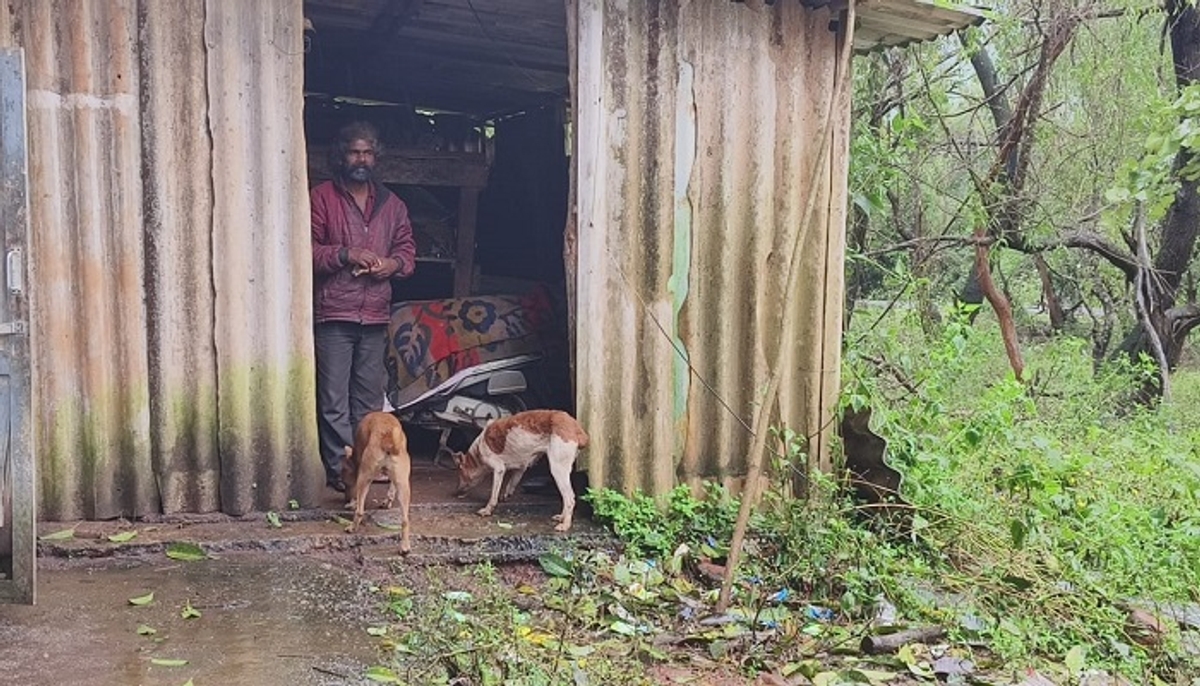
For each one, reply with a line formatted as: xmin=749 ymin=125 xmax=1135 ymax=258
xmin=582 ymin=305 xmax=1200 ymax=681
xmin=843 ymin=305 xmax=1200 ymax=677
xmin=585 ymin=482 xmax=738 ymax=560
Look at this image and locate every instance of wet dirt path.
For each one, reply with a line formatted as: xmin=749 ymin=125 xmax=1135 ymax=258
xmin=0 ymin=553 xmax=381 ymax=686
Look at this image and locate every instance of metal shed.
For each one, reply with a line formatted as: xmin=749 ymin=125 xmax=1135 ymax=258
xmin=0 ymin=0 xmax=984 ymax=537
xmin=0 ymin=0 xmax=321 ymax=526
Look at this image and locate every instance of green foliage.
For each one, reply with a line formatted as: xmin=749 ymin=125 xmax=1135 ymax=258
xmin=584 ymin=482 xmax=738 ymax=560
xmin=372 ymin=563 xmax=653 ymax=685
xmin=581 ymin=308 xmax=1200 ymax=680
xmin=1105 ymin=84 xmax=1200 ymax=219
xmin=586 ymin=471 xmax=906 ymax=626
xmin=844 ymin=307 xmax=1200 ymax=679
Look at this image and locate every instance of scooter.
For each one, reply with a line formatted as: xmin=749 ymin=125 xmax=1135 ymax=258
xmin=385 ymin=353 xmax=543 ymax=463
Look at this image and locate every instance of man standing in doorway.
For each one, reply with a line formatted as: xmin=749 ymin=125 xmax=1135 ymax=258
xmin=311 ymin=121 xmax=416 ymax=492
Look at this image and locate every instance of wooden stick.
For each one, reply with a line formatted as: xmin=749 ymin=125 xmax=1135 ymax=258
xmin=860 ymin=625 xmax=947 ymax=654
xmin=715 ymin=0 xmax=856 ymax=613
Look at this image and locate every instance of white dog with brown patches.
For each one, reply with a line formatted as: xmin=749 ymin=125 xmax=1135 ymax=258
xmin=452 ymin=409 xmax=588 ymax=532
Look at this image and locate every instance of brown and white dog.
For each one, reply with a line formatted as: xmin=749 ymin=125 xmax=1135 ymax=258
xmin=341 ymin=411 xmax=413 ymax=553
xmin=452 ymin=409 xmax=588 ymax=532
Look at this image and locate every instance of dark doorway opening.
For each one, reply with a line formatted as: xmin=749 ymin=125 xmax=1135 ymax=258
xmin=301 ymin=1 xmax=573 ymax=506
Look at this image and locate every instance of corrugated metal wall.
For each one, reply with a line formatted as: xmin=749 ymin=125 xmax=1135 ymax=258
xmin=0 ymin=0 xmax=321 ymax=520
xmin=571 ymin=0 xmax=852 ymax=496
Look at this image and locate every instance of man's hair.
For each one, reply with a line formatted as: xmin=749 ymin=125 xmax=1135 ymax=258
xmin=330 ymin=121 xmax=382 ymax=168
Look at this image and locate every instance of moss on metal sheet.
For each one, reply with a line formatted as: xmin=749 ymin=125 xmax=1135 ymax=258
xmin=214 ymin=357 xmax=320 ymax=516
xmin=38 ymin=382 xmax=156 ymax=520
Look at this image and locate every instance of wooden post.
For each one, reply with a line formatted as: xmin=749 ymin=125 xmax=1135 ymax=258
xmin=454 ymin=187 xmax=480 ymax=297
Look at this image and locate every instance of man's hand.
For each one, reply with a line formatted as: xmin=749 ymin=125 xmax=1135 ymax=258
xmin=367 ymin=257 xmax=401 ymax=279
xmin=345 ymin=247 xmax=382 ymax=276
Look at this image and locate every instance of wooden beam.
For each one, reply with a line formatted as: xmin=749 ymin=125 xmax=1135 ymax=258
xmin=453 ymin=187 xmax=480 ymax=296
xmin=312 ymin=26 xmax=568 ymax=73
xmin=308 ymin=146 xmax=491 ymax=187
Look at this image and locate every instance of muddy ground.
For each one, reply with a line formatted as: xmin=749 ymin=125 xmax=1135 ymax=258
xmin=0 ymin=463 xmax=613 ymax=686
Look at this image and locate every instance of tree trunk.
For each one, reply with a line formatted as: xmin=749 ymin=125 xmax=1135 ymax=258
xmin=1033 ymin=254 xmax=1066 ymax=331
xmin=1115 ymin=0 xmax=1200 ymax=390
xmin=844 ymin=203 xmax=872 ymax=332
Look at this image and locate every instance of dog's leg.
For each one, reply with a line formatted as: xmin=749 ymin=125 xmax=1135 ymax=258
xmin=500 ymin=464 xmax=529 ymax=502
xmin=384 ymin=480 xmax=397 ymax=509
xmin=393 ymin=453 xmax=412 ymax=554
xmin=478 ymin=464 xmax=507 ymax=517
xmin=350 ymin=460 xmax=374 ymax=533
xmin=548 ymin=444 xmax=576 ymax=532
xmin=350 ymin=485 xmax=369 ymax=533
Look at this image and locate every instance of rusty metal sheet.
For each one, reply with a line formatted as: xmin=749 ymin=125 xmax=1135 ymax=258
xmin=0 ymin=0 xmax=321 ymax=520
xmin=141 ymin=0 xmax=221 ymax=514
xmin=571 ymin=0 xmax=851 ymax=496
xmin=7 ymin=0 xmax=158 ymax=520
xmin=205 ymin=0 xmax=322 ymax=515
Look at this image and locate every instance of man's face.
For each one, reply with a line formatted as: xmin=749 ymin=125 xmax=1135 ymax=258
xmin=342 ymin=139 xmax=376 ymax=182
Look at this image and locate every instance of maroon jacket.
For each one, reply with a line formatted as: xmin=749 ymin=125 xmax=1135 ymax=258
xmin=311 ymin=179 xmax=416 ymax=325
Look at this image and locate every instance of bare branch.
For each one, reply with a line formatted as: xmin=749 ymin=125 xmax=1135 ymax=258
xmin=1133 ymin=204 xmax=1171 ymax=398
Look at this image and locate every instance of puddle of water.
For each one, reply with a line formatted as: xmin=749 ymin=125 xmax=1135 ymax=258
xmin=0 ymin=553 xmax=382 ymax=686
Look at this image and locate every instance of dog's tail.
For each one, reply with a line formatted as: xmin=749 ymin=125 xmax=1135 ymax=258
xmin=381 ymin=424 xmax=406 ymax=455
xmin=562 ymin=416 xmax=589 ymax=449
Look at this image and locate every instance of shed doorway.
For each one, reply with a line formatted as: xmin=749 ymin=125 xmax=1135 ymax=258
xmin=301 ymin=1 xmax=574 ymax=508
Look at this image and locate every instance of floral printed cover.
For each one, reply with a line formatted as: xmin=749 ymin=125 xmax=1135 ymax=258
xmin=385 ymin=285 xmax=559 ymax=409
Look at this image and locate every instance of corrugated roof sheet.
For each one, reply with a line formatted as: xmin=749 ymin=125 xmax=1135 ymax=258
xmin=1 ymin=0 xmax=321 ymax=520
xmin=854 ymin=0 xmax=987 ymax=52
xmin=571 ymin=0 xmax=851 ymax=496
xmin=300 ymin=0 xmax=986 ymax=117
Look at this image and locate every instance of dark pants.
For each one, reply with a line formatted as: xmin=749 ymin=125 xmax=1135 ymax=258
xmin=315 ymin=321 xmax=388 ymax=484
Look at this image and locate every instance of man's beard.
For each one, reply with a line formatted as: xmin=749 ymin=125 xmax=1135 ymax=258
xmin=345 ymin=165 xmax=371 ymax=182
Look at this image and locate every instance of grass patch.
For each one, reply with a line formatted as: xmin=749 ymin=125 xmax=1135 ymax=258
xmin=357 ymin=306 xmax=1200 ymax=684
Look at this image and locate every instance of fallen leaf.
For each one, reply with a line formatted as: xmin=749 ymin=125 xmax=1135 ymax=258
xmin=180 ymin=602 xmax=201 ymax=619
xmin=129 ymin=592 xmax=155 ymax=606
xmin=288 ymin=499 xmax=300 ymax=510
xmin=931 ymin=657 xmax=974 ymax=676
xmin=150 ymin=658 xmax=189 ymax=667
xmin=39 ymin=527 xmax=77 ymax=541
xmin=782 ymin=660 xmax=821 ymax=679
xmin=331 ymin=514 xmax=353 ymax=527
xmin=1015 ymin=669 xmax=1059 ymax=686
xmin=165 ymin=542 xmax=207 ymax=562
xmin=610 ymin=620 xmax=637 ymax=636
xmin=496 ymin=522 xmax=514 ymax=529
xmin=567 ymin=644 xmax=595 ymax=657
xmin=516 ymin=625 xmax=558 ymax=647
xmin=375 ymin=521 xmax=400 ymax=531
xmin=366 ymin=626 xmax=388 ymax=636
xmin=136 ymin=624 xmax=157 ymax=636
xmin=539 ymin=552 xmax=573 ymax=578
xmin=442 ymin=591 xmax=473 ymax=603
xmin=1064 ymin=645 xmax=1088 ymax=675
xmin=812 ymin=672 xmax=840 ymax=686
xmin=265 ymin=511 xmax=282 ymax=528
xmin=363 ymin=665 xmax=400 ymax=683
xmin=107 ymin=530 xmax=138 ymax=543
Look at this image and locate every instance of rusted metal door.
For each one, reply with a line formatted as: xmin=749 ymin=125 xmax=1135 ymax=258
xmin=0 ymin=47 xmax=34 ymax=605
